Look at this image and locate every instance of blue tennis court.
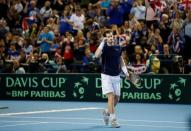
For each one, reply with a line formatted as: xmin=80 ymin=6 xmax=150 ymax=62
xmin=0 ymin=100 xmax=191 ymax=131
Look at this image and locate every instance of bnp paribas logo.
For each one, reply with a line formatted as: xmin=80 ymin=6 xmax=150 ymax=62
xmin=73 ymin=77 xmax=89 ymax=99
xmin=168 ymin=77 xmax=186 ymax=102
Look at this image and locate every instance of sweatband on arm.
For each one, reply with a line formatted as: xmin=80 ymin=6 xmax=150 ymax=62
xmin=98 ymin=40 xmax=105 ymax=50
xmin=122 ymin=66 xmax=129 ymax=77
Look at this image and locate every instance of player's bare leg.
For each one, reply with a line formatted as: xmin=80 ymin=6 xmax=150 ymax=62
xmin=107 ymin=92 xmax=115 ymax=114
xmin=114 ymin=95 xmax=120 ymax=107
xmin=103 ymin=92 xmax=120 ymax=128
xmin=103 ymin=92 xmax=114 ymax=126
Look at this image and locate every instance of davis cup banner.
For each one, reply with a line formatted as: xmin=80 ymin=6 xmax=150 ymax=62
xmin=0 ymin=74 xmax=190 ymax=104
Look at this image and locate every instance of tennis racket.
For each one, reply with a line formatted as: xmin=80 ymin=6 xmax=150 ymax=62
xmin=127 ymin=65 xmax=146 ymax=86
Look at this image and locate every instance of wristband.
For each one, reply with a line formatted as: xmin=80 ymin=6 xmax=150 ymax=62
xmin=98 ymin=40 xmax=105 ymax=50
xmin=122 ymin=66 xmax=129 ymax=77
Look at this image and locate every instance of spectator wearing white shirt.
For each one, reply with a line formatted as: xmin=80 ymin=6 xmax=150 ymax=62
xmin=130 ymin=0 xmax=146 ymax=21
xmin=13 ymin=60 xmax=25 ymax=74
xmin=14 ymin=0 xmax=23 ymax=14
xmin=40 ymin=1 xmax=52 ymax=23
xmin=70 ymin=8 xmax=85 ymax=31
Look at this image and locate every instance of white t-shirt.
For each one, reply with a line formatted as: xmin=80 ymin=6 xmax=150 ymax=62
xmin=40 ymin=7 xmax=52 ymax=18
xmin=131 ymin=5 xmax=146 ymax=20
xmin=185 ymin=22 xmax=191 ymax=37
xmin=14 ymin=3 xmax=23 ymax=13
xmin=70 ymin=13 xmax=85 ymax=30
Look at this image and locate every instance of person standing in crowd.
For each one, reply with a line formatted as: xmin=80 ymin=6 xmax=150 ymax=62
xmin=0 ymin=0 xmax=8 ymax=19
xmin=69 ymin=7 xmax=85 ymax=31
xmin=95 ymin=28 xmax=129 ymax=128
xmin=182 ymin=11 xmax=191 ymax=63
xmin=13 ymin=59 xmax=25 ymax=74
xmin=130 ymin=0 xmax=146 ymax=21
xmin=37 ymin=26 xmax=53 ymax=54
xmin=40 ymin=0 xmax=52 ymax=23
xmin=107 ymin=0 xmax=124 ymax=26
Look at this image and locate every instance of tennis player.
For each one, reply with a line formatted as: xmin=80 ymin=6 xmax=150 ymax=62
xmin=95 ymin=30 xmax=129 ymax=128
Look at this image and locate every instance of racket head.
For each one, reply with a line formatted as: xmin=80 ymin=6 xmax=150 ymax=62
xmin=129 ymin=73 xmax=141 ymax=86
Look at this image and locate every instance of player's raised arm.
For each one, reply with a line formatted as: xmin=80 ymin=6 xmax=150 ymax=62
xmin=95 ymin=38 xmax=106 ymax=58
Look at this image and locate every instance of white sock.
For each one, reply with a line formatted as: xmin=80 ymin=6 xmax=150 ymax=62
xmin=110 ymin=113 xmax=116 ymax=120
xmin=105 ymin=109 xmax=109 ymax=116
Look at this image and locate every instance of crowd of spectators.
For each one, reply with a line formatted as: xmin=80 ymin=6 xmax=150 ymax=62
xmin=0 ymin=0 xmax=191 ymax=74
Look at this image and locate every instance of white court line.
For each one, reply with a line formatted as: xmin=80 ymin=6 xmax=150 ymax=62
xmin=125 ymin=123 xmax=190 ymax=129
xmin=0 ymin=121 xmax=190 ymax=129
xmin=0 ymin=107 xmax=103 ymax=116
xmin=1 ymin=116 xmax=188 ymax=124
xmin=0 ymin=120 xmax=42 ymax=123
xmin=0 ymin=122 xmax=47 ymax=128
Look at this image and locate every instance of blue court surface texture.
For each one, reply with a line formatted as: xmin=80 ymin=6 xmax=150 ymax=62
xmin=0 ymin=100 xmax=191 ymax=131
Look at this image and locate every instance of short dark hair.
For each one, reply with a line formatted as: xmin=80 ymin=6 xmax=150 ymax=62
xmin=103 ymin=30 xmax=112 ymax=37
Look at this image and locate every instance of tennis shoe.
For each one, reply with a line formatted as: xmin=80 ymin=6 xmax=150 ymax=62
xmin=111 ymin=119 xmax=120 ymax=128
xmin=103 ymin=109 xmax=109 ymax=125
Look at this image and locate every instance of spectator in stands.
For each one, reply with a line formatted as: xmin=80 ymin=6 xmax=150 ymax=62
xmin=37 ymin=26 xmax=54 ymax=53
xmin=12 ymin=0 xmax=23 ymax=14
xmin=145 ymin=0 xmax=158 ymax=27
xmin=0 ymin=0 xmax=8 ymax=19
xmin=159 ymin=14 xmax=171 ymax=43
xmin=130 ymin=0 xmax=146 ymax=21
xmin=131 ymin=45 xmax=145 ymax=64
xmin=8 ymin=41 xmax=19 ymax=60
xmin=13 ymin=59 xmax=25 ymax=74
xmin=0 ymin=19 xmax=9 ymax=39
xmin=40 ymin=0 xmax=52 ymax=23
xmin=27 ymin=52 xmax=44 ymax=73
xmin=150 ymin=55 xmax=160 ymax=74
xmin=120 ymin=0 xmax=133 ymax=20
xmin=107 ymin=0 xmax=124 ymax=26
xmin=159 ymin=44 xmax=173 ymax=73
xmin=59 ymin=10 xmax=73 ymax=35
xmin=94 ymin=5 xmax=107 ymax=27
xmin=0 ymin=39 xmax=6 ymax=72
xmin=168 ymin=27 xmax=184 ymax=55
xmin=70 ymin=7 xmax=85 ymax=31
xmin=122 ymin=20 xmax=131 ymax=35
xmin=133 ymin=53 xmax=146 ymax=65
xmin=40 ymin=53 xmax=60 ymax=73
xmin=23 ymin=38 xmax=33 ymax=56
xmin=50 ymin=30 xmax=61 ymax=53
xmin=99 ymin=0 xmax=111 ymax=10
xmin=182 ymin=11 xmax=191 ymax=63
xmin=87 ymin=3 xmax=97 ymax=18
xmin=23 ymin=0 xmax=40 ymax=26
xmin=170 ymin=11 xmax=184 ymax=30
xmin=81 ymin=48 xmax=96 ymax=72
xmin=148 ymin=28 xmax=163 ymax=52
xmin=74 ymin=37 xmax=86 ymax=61
xmin=52 ymin=0 xmax=66 ymax=13
xmin=18 ymin=49 xmax=26 ymax=64
xmin=131 ymin=22 xmax=142 ymax=45
xmin=61 ymin=40 xmax=74 ymax=71
xmin=146 ymin=45 xmax=160 ymax=74
xmin=56 ymin=56 xmax=67 ymax=73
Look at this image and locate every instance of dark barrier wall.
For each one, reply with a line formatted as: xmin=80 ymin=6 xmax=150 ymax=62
xmin=0 ymin=74 xmax=190 ymax=104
